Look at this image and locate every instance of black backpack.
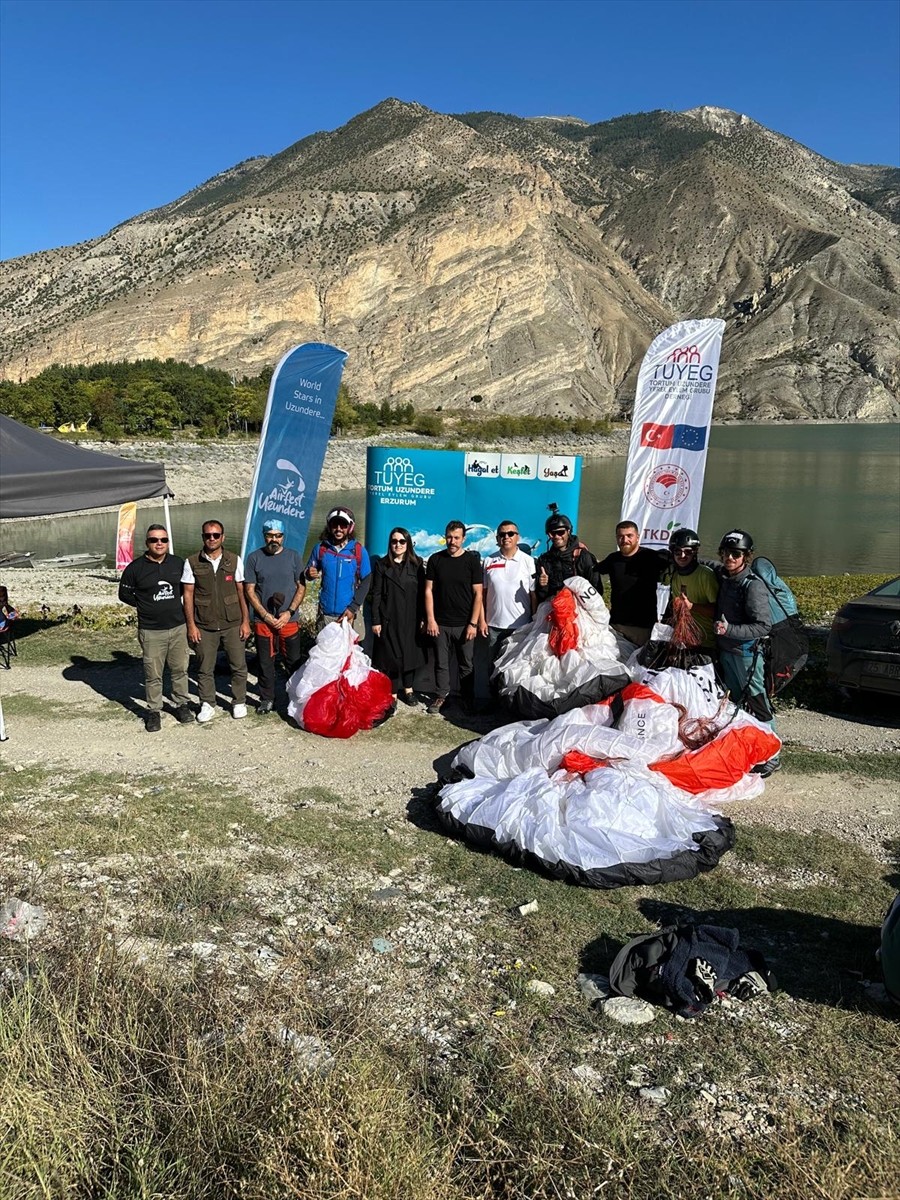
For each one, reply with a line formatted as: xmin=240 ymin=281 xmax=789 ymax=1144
xmin=745 ymin=557 xmax=809 ymax=697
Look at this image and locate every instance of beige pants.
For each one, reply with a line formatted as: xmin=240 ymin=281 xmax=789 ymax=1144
xmin=138 ymin=626 xmax=190 ymax=712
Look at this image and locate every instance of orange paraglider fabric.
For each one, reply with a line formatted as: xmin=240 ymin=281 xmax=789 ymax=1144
xmin=548 ymin=587 xmax=579 ymax=658
xmin=649 ymin=726 xmax=781 ymax=793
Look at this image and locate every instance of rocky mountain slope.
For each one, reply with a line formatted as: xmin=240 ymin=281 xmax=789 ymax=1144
xmin=1 ymin=100 xmax=897 ymax=419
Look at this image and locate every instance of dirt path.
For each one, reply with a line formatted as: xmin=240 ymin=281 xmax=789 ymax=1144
xmin=3 ymin=661 xmax=897 ymax=862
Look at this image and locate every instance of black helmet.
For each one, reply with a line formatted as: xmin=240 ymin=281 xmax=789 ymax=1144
xmin=669 ymin=528 xmax=701 ymax=551
xmin=545 ymin=504 xmax=573 ymax=536
xmin=718 ymin=529 xmax=753 ymax=554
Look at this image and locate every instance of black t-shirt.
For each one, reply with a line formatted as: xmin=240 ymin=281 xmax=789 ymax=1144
xmin=596 ymin=547 xmax=666 ymax=628
xmin=117 ymin=553 xmax=186 ymax=630
xmin=426 ymin=549 xmax=481 ymax=626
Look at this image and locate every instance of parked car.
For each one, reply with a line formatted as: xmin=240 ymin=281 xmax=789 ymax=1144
xmin=826 ymin=576 xmax=900 ymax=697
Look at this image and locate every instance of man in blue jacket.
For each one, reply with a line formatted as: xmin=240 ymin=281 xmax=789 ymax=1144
xmin=305 ymin=506 xmax=372 ymax=634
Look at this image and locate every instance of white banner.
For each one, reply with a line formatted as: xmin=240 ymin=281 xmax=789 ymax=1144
xmin=621 ymin=318 xmax=725 ymax=549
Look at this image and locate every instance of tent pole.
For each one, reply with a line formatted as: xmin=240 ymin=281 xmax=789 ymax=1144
xmin=164 ymin=495 xmax=174 ymax=552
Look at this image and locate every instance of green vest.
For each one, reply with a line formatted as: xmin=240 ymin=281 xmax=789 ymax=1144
xmin=188 ymin=549 xmax=242 ymax=630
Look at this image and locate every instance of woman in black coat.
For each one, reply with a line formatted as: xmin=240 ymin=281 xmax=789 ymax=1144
xmin=370 ymin=527 xmax=426 ymax=705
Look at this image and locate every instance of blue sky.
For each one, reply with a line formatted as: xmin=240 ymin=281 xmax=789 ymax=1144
xmin=1 ymin=0 xmax=898 ymax=259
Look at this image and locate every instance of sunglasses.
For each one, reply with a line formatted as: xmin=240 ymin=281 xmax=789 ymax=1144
xmin=202 ymin=531 xmax=223 ymax=540
xmin=264 ymin=532 xmax=284 ymax=538
xmin=147 ymin=537 xmax=169 ymax=544
xmin=723 ymin=549 xmax=744 ymax=559
xmin=498 ymin=531 xmax=518 ymax=538
xmin=390 ymin=538 xmax=407 ymax=545
xmin=673 ymin=547 xmax=695 ymax=555
xmin=549 ymin=529 xmax=568 ymax=536
xmin=330 ymin=521 xmax=350 ymax=528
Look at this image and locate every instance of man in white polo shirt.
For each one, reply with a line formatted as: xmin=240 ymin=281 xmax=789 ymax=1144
xmin=476 ymin=519 xmax=536 ymax=708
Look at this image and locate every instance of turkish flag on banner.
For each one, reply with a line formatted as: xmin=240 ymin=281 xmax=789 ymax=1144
xmin=640 ymin=423 xmax=674 ymax=448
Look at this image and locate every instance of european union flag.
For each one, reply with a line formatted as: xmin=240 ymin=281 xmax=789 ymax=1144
xmin=672 ymin=424 xmax=706 ymax=451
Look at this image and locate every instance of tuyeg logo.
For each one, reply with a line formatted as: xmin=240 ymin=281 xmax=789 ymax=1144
xmin=666 ymin=345 xmax=701 ymax=364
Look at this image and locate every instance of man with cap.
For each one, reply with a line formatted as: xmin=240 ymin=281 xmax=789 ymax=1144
xmin=118 ymin=523 xmax=193 ymax=732
xmin=244 ymin=519 xmax=307 ymax=714
xmin=305 ymin=506 xmax=372 ymax=633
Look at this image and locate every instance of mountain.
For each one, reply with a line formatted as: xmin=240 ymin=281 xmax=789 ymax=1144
xmin=2 ymin=99 xmax=898 ymax=420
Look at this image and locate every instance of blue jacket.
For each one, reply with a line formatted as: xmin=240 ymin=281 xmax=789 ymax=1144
xmin=306 ymin=538 xmax=372 ymax=615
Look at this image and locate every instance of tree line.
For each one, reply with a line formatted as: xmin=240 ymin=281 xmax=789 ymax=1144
xmin=0 ymin=359 xmax=612 ymax=440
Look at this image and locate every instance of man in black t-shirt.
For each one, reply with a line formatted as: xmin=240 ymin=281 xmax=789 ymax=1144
xmin=596 ymin=521 xmax=668 ymax=646
xmin=118 ymin=524 xmax=193 ymax=732
xmin=424 ymin=520 xmax=483 ymax=714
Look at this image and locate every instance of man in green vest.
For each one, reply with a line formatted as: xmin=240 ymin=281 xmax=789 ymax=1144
xmin=182 ymin=519 xmax=251 ymax=723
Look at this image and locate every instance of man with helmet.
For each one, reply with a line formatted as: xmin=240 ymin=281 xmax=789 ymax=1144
xmin=662 ymin=528 xmax=718 ymax=651
xmin=714 ymin=529 xmax=778 ymax=774
xmin=535 ymin=507 xmax=601 ymax=605
xmin=305 ymin=506 xmax=372 ymax=634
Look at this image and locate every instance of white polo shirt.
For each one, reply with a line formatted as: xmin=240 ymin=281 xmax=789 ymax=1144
xmin=483 ymin=549 xmax=534 ymax=630
xmin=181 ymin=553 xmax=245 ymax=584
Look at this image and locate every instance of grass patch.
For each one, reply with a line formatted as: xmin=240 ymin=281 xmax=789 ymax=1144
xmin=786 ymin=574 xmax=894 ymax=624
xmin=781 ymin=747 xmax=900 ymax=781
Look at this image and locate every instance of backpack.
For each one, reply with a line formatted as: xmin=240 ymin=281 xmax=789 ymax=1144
xmin=317 ymin=539 xmax=363 ymax=584
xmin=746 ymin=557 xmax=809 ymax=697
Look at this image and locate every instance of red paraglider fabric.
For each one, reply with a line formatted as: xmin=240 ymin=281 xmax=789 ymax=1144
xmin=649 ymin=726 xmax=781 ymax=793
xmin=560 ymin=750 xmax=610 ymax=776
xmin=548 ymin=587 xmax=580 ymax=658
xmin=302 ymin=665 xmax=394 ymax=738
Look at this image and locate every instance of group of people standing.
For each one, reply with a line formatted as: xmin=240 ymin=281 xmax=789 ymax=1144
xmin=119 ymin=506 xmax=777 ymax=772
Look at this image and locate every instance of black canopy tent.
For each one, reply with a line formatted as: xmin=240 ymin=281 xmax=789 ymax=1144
xmin=0 ymin=414 xmax=173 ymax=518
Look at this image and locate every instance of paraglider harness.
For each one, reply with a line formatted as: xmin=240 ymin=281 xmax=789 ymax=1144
xmin=736 ymin=557 xmax=808 ymax=706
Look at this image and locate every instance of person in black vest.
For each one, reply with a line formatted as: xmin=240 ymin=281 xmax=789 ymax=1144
xmin=118 ymin=524 xmax=193 ymax=732
xmin=182 ymin=519 xmax=250 ymax=724
xmin=596 ymin=521 xmax=668 ymax=645
xmin=424 ymin=520 xmax=483 ymax=715
xmin=534 ymin=508 xmax=601 ymax=604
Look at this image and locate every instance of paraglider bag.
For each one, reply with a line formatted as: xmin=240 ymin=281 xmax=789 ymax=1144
xmin=763 ymin=612 xmax=808 ymax=697
xmin=609 ymin=924 xmax=777 ymax=1018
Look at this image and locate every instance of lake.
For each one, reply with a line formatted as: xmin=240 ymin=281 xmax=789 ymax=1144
xmin=2 ymin=424 xmax=898 ymax=577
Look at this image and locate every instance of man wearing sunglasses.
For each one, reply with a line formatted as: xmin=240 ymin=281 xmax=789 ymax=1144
xmin=118 ymin=523 xmax=193 ymax=732
xmin=305 ymin=506 xmax=371 ymax=633
xmin=476 ymin=521 xmax=536 ymax=708
xmin=182 ymin=520 xmax=251 ymax=723
xmin=244 ymin=519 xmax=306 ymax=714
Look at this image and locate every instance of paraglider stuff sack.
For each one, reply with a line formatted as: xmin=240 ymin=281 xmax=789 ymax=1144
xmin=548 ymin=588 xmax=579 ymax=657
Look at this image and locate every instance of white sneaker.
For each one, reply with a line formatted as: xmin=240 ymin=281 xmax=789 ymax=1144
xmin=196 ymin=702 xmax=216 ymax=724
xmin=232 ymin=703 xmax=248 ymax=719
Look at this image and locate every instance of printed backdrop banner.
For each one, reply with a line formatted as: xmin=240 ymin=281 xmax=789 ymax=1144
xmin=621 ymin=318 xmax=725 ymax=549
xmin=241 ymin=343 xmax=347 ymax=560
xmin=366 ymin=448 xmax=581 ymax=560
xmin=115 ymin=502 xmax=137 ymax=571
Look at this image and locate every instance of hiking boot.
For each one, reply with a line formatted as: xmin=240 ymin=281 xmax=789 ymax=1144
xmin=426 ymin=696 xmax=446 ymax=716
xmin=144 ymin=711 xmax=162 ymax=733
xmin=173 ymin=704 xmax=194 ymax=725
xmin=751 ymin=756 xmax=781 ymax=778
xmin=196 ymin=702 xmax=217 ymax=724
xmin=257 ymin=701 xmax=273 ymax=715
xmin=232 ymin=703 xmax=248 ymax=719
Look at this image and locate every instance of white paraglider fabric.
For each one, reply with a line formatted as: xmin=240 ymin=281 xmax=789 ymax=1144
xmin=494 ymin=576 xmax=632 ymax=704
xmin=438 ymin=666 xmax=780 ymax=878
xmin=286 ymin=621 xmax=393 ymax=737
